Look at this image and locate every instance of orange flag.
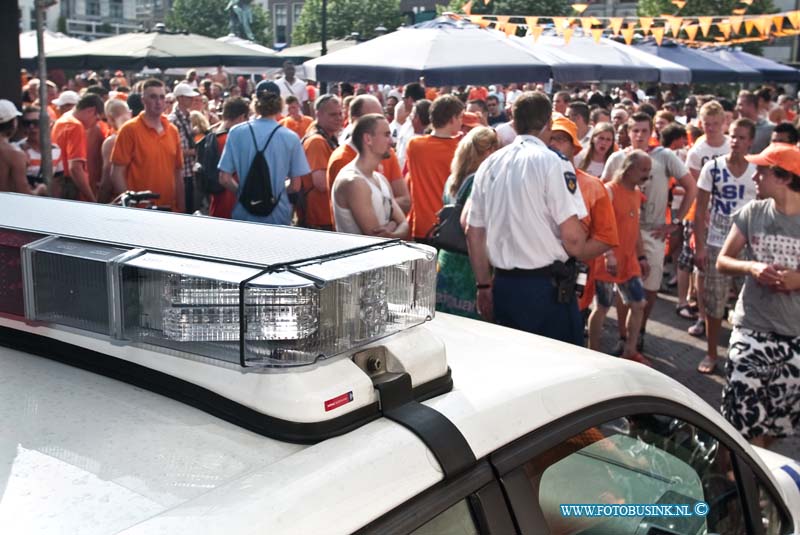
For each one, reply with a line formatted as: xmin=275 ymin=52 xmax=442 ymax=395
xmin=773 ymin=15 xmax=784 ymax=32
xmin=668 ymin=17 xmax=683 ymax=37
xmin=684 ymin=24 xmax=699 ymax=41
xmin=730 ymin=15 xmax=744 ymax=34
xmin=504 ymin=23 xmax=517 ymax=36
xmin=752 ymin=17 xmax=767 ymax=36
xmin=621 ymin=25 xmax=635 ymax=45
xmin=609 ymin=17 xmax=624 ymax=35
xmin=525 ymin=17 xmax=539 ymax=28
xmin=531 ymin=25 xmax=544 ymax=42
xmin=717 ymin=22 xmax=731 ymax=39
xmin=745 ymin=18 xmax=755 ymax=36
xmin=698 ymin=16 xmax=713 ymax=37
xmin=463 ymin=0 xmax=473 ymax=15
xmin=497 ymin=15 xmax=510 ymax=25
xmin=581 ymin=17 xmax=593 ymax=33
xmin=591 ymin=27 xmax=603 ymax=42
xmin=552 ymin=17 xmax=566 ymax=35
xmin=469 ymin=15 xmax=483 ymax=25
xmin=651 ymin=26 xmax=665 ymax=45
xmin=639 ymin=17 xmax=653 ymax=35
xmin=563 ymin=27 xmax=574 ymax=44
xmin=789 ymin=11 xmax=800 ymax=30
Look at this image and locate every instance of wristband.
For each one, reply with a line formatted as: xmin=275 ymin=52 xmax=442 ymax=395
xmin=638 ymin=255 xmax=647 ymax=262
xmin=476 ymin=283 xmax=492 ymax=290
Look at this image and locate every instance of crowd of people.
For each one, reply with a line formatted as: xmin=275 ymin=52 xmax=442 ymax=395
xmin=2 ymin=63 xmax=799 ymax=448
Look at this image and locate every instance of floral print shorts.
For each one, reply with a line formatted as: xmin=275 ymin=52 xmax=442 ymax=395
xmin=721 ymin=327 xmax=800 ymax=440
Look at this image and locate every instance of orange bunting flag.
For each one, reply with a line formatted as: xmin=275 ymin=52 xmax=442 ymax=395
xmin=740 ymin=0 xmax=753 ymax=4
xmin=609 ymin=17 xmax=624 ymax=35
xmin=752 ymin=17 xmax=767 ymax=36
xmin=504 ymin=23 xmax=517 ymax=36
xmin=672 ymin=0 xmax=687 ymax=9
xmin=591 ymin=27 xmax=603 ymax=42
xmin=789 ymin=11 xmax=800 ymax=30
xmin=683 ymin=24 xmax=699 ymax=41
xmin=531 ymin=25 xmax=544 ymax=42
xmin=563 ymin=27 xmax=574 ymax=44
xmin=698 ymin=16 xmax=713 ymax=37
xmin=463 ymin=0 xmax=473 ymax=15
xmin=495 ymin=23 xmax=505 ymax=32
xmin=651 ymin=26 xmax=665 ymax=45
xmin=525 ymin=17 xmax=539 ymax=28
xmin=621 ymin=25 xmax=635 ymax=44
xmin=668 ymin=17 xmax=683 ymax=37
xmin=552 ymin=16 xmax=566 ymax=34
xmin=469 ymin=15 xmax=483 ymax=24
xmin=497 ymin=16 xmax=510 ymax=25
xmin=730 ymin=15 xmax=744 ymax=34
xmin=581 ymin=17 xmax=593 ymax=33
xmin=639 ymin=17 xmax=653 ymax=35
xmin=717 ymin=22 xmax=731 ymax=39
xmin=773 ymin=15 xmax=785 ymax=31
xmin=744 ymin=19 xmax=755 ymax=36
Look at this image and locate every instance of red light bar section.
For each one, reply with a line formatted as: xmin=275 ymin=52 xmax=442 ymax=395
xmin=0 ymin=230 xmax=43 ymax=317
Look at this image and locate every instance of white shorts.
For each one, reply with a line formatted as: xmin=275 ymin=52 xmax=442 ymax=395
xmin=640 ymin=230 xmax=666 ymax=292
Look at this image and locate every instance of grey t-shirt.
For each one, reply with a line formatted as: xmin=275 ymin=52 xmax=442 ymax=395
xmin=751 ymin=118 xmax=775 ymax=155
xmin=732 ymin=199 xmax=800 ymax=336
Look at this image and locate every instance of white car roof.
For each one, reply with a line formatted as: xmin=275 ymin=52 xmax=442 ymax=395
xmin=0 ymin=313 xmax=784 ymax=534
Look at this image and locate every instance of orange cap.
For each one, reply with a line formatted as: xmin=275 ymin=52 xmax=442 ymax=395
xmin=550 ymin=114 xmax=582 ymax=155
xmin=745 ymin=142 xmax=800 ymax=176
xmin=461 ymin=111 xmax=481 ymax=129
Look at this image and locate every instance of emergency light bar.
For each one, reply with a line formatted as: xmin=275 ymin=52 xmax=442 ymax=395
xmin=0 ymin=195 xmax=436 ymax=369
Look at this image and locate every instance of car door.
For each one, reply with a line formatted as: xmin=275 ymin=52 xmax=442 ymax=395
xmin=490 ymin=396 xmax=793 ymax=535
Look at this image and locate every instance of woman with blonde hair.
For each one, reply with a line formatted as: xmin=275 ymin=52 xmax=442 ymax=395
xmin=436 ymin=126 xmax=499 ymax=319
xmin=190 ymin=110 xmax=211 ymax=143
xmin=575 ymin=121 xmax=615 ymax=177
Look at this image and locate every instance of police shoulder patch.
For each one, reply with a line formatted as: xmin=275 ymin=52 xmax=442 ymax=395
xmin=564 ymin=171 xmax=577 ymax=194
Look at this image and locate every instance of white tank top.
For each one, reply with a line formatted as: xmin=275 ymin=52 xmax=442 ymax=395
xmin=333 ymin=161 xmax=393 ymax=235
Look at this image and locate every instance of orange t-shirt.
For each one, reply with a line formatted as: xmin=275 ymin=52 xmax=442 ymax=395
xmin=327 ymin=144 xmax=403 ymax=228
xmin=209 ymin=132 xmax=237 ymax=219
xmin=301 ymin=133 xmax=336 ymax=227
xmin=51 ymin=113 xmax=87 ymax=176
xmin=576 ymin=170 xmax=620 ymax=311
xmin=425 ymin=87 xmax=439 ymax=101
xmin=594 ymin=181 xmax=642 ymax=284
xmin=110 ymin=113 xmax=183 ymax=211
xmin=405 ymin=135 xmax=460 ymax=239
xmin=280 ymin=115 xmax=314 ymax=139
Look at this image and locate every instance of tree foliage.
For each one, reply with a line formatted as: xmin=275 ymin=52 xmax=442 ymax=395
xmin=438 ymin=0 xmax=570 ymax=17
xmin=638 ymin=0 xmax=776 ymax=18
xmin=292 ymin=0 xmax=405 ymax=45
xmin=166 ymin=0 xmax=272 ymax=46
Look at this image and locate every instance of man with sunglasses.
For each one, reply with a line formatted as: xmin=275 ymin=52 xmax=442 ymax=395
xmin=18 ymin=106 xmax=63 ymax=194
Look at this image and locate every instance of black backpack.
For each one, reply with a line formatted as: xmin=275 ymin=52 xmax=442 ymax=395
xmin=195 ymin=129 xmax=226 ymax=195
xmin=240 ymin=123 xmax=282 ymax=217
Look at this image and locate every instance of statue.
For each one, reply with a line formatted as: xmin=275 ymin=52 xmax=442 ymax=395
xmin=225 ymin=0 xmax=255 ymax=41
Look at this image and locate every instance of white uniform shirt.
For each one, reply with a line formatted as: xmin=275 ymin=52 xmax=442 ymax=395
xmin=686 ymin=136 xmax=730 ymax=173
xmin=395 ymin=119 xmax=415 ymax=169
xmin=495 ymin=121 xmax=516 ymax=147
xmin=697 ymin=156 xmax=757 ymax=248
xmin=276 ymin=76 xmax=309 ymax=103
xmin=467 ymin=135 xmax=588 ymax=270
xmin=602 ymin=147 xmax=688 ymax=230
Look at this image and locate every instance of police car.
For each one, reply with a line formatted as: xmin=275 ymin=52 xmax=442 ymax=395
xmin=0 ymin=193 xmax=797 ymax=535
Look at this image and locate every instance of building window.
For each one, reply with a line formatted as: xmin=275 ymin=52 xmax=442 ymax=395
xmin=86 ymin=0 xmax=101 ymax=16
xmin=274 ymin=4 xmax=287 ymax=44
xmin=110 ymin=0 xmax=124 ymax=19
xmin=292 ymin=3 xmax=303 ymax=24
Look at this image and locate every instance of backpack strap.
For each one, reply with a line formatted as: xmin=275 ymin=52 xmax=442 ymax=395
xmin=247 ymin=123 xmax=283 ymax=154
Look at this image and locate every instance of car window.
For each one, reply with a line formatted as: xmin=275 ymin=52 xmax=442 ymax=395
xmin=757 ymin=483 xmax=790 ymax=535
xmin=409 ymin=499 xmax=478 ymax=535
xmin=522 ymin=415 xmax=749 ymax=534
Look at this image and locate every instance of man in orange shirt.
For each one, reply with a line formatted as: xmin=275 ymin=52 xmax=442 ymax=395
xmin=51 ymin=93 xmax=103 ymax=202
xmin=327 ymin=95 xmax=408 ymax=227
xmin=588 ymin=150 xmax=651 ymax=364
xmin=110 ymin=79 xmax=185 ymax=212
xmin=279 ymin=95 xmax=313 ymax=139
xmin=405 ymin=95 xmax=464 ymax=242
xmin=299 ymin=94 xmax=343 ymax=230
xmin=546 ymin=115 xmax=619 ymax=314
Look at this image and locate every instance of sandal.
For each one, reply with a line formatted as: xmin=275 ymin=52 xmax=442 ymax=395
xmin=688 ymin=318 xmax=706 ymax=337
xmin=626 ymin=352 xmax=653 ymax=366
xmin=676 ymin=304 xmax=697 ymax=320
xmin=697 ymin=355 xmax=719 ymax=374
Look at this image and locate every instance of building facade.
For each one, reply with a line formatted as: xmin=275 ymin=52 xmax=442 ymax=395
xmin=257 ymin=0 xmax=304 ymax=47
xmin=56 ymin=0 xmax=171 ymax=39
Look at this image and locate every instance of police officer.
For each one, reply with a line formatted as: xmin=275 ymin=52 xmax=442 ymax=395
xmin=466 ymin=91 xmax=589 ymax=345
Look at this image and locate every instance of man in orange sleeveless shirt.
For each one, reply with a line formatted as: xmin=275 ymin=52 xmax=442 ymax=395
xmin=546 ymin=115 xmax=619 ymax=314
xmin=327 ymin=95 xmax=408 ymax=227
xmin=299 ymin=94 xmax=342 ymax=230
xmin=405 ymin=95 xmax=464 ymax=242
xmin=588 ymin=150 xmax=651 ymax=364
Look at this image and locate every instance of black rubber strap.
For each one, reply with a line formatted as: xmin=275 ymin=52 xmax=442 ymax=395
xmin=374 ymin=373 xmax=475 ymax=478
